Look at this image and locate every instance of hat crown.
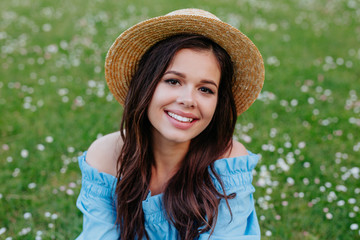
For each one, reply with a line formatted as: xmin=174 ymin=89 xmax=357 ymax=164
xmin=166 ymin=8 xmax=221 ymax=21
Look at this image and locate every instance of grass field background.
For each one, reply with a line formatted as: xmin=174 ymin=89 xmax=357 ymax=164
xmin=1 ymin=0 xmax=359 ymax=239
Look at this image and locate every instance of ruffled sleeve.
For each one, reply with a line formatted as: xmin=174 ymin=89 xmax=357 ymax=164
xmin=199 ymin=151 xmax=260 ymax=240
xmin=75 ymin=151 xmax=119 ymax=240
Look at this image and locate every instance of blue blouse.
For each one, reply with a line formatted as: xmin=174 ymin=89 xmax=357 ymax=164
xmin=76 ymin=151 xmax=260 ymax=239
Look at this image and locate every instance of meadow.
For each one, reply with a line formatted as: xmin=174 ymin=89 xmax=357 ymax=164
xmin=0 ymin=0 xmax=359 ymax=239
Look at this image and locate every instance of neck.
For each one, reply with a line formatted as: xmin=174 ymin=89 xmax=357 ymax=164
xmin=149 ymin=131 xmax=190 ymax=195
xmin=153 ymin=140 xmax=189 ymax=171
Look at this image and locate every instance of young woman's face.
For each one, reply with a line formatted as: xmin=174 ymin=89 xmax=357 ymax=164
xmin=147 ymin=48 xmax=221 ymax=144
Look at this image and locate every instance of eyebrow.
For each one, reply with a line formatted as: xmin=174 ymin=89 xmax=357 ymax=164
xmin=164 ymin=70 xmax=219 ymax=88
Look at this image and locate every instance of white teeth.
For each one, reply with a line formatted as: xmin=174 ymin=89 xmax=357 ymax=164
xmin=167 ymin=112 xmax=193 ymax=122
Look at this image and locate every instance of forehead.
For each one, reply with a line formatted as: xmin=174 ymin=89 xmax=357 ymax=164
xmin=172 ymin=47 xmax=219 ymax=63
xmin=168 ymin=48 xmax=220 ymax=70
xmin=166 ymin=49 xmax=221 ymax=82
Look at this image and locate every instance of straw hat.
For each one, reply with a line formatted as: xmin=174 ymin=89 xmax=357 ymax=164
xmin=105 ymin=8 xmax=264 ymax=115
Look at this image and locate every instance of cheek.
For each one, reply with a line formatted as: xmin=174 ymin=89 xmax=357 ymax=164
xmin=150 ymin=85 xmax=172 ymax=105
xmin=202 ymin=97 xmax=218 ymax=121
xmin=147 ymin=86 xmax=171 ymax=119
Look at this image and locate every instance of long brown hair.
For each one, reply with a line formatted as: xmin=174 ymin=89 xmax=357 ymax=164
xmin=116 ymin=34 xmax=237 ymax=239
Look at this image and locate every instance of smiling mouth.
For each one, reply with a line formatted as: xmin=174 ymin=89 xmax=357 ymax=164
xmin=167 ymin=111 xmax=194 ymax=123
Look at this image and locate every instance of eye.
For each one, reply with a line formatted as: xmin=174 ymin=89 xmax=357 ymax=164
xmin=164 ymin=79 xmax=180 ymax=86
xmin=199 ymin=87 xmax=215 ymax=94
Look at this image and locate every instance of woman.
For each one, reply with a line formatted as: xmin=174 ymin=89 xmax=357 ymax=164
xmin=76 ymin=9 xmax=264 ymax=240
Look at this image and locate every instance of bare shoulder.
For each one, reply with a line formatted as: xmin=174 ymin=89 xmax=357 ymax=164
xmin=86 ymin=131 xmax=123 ymax=177
xmin=225 ymin=139 xmax=248 ymax=158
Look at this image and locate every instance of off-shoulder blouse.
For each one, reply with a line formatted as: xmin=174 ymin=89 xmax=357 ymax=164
xmin=76 ymin=151 xmax=260 ymax=239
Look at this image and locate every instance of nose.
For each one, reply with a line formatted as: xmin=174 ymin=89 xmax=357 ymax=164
xmin=176 ymin=88 xmax=197 ymax=108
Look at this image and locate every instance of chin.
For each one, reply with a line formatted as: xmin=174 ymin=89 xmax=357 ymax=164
xmin=163 ymin=132 xmax=196 ymax=144
xmin=167 ymin=136 xmax=192 ymax=144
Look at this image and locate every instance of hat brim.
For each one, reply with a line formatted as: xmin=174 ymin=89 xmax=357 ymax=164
xmin=105 ymin=14 xmax=265 ymax=115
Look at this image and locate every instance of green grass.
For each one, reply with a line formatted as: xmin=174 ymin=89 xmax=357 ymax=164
xmin=1 ymin=0 xmax=359 ymax=239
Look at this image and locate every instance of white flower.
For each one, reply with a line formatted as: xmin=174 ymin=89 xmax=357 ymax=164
xmin=24 ymin=212 xmax=32 ymax=219
xmin=287 ymin=177 xmax=295 ymax=186
xmin=350 ymin=223 xmax=358 ymax=230
xmin=0 ymin=227 xmax=6 ymax=235
xmin=37 ymin=144 xmax=45 ymax=151
xmin=21 ymin=149 xmax=29 ymax=158
xmin=326 ymin=213 xmax=333 ymax=219
xmin=45 ymin=136 xmax=54 ymax=143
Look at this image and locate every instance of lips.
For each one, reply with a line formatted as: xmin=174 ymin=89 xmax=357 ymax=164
xmin=167 ymin=111 xmax=193 ymax=122
xmin=165 ymin=110 xmax=198 ymax=124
